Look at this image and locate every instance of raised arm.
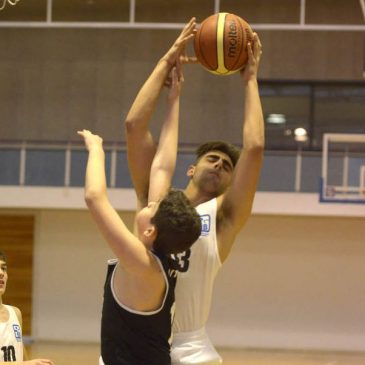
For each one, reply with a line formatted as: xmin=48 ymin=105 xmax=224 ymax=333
xmin=148 ymin=67 xmax=183 ymax=202
xmin=218 ymin=33 xmax=265 ymax=262
xmin=78 ymin=130 xmax=156 ymax=274
xmin=125 ymin=18 xmax=197 ymax=208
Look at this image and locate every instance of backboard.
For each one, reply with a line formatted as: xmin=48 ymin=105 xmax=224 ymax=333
xmin=320 ymin=133 xmax=365 ymax=204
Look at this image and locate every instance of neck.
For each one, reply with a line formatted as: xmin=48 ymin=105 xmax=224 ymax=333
xmin=184 ymin=183 xmax=215 ymax=207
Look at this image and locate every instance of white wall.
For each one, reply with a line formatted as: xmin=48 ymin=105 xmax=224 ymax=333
xmin=1 ymin=191 xmax=365 ymax=350
xmin=31 ymin=209 xmax=125 ymax=342
xmin=207 ymin=215 xmax=365 ymax=351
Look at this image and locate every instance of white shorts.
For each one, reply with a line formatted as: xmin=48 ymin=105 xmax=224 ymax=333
xmin=171 ymin=328 xmax=222 ymax=365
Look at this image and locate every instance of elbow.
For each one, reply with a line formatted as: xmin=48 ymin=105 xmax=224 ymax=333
xmin=124 ymin=117 xmax=134 ymax=135
xmin=248 ymin=128 xmax=265 ymax=152
xmin=244 ymin=142 xmax=264 ymax=163
xmin=84 ymin=188 xmax=106 ymax=208
xmin=247 ymin=140 xmax=265 ymax=155
xmin=124 ymin=116 xmax=141 ymax=136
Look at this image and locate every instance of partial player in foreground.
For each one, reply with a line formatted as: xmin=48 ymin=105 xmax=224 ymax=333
xmin=0 ymin=251 xmax=55 ymax=365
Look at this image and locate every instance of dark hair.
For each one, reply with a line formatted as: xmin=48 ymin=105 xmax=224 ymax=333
xmin=151 ymin=189 xmax=201 ymax=255
xmin=0 ymin=251 xmax=6 ymax=263
xmin=196 ymin=141 xmax=240 ymax=167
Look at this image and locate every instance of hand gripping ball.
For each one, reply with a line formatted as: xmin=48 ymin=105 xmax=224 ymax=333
xmin=194 ymin=12 xmax=253 ymax=75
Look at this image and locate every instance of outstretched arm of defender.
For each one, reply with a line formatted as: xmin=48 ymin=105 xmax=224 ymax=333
xmin=218 ymin=33 xmax=265 ymax=262
xmin=78 ymin=130 xmax=157 ymax=274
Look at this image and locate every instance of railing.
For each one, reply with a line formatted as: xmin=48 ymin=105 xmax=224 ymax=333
xmin=2 ymin=140 xmax=365 ymax=195
xmin=0 ymin=141 xmax=323 ymax=192
xmin=0 ymin=141 xmax=127 ymax=188
xmin=1 ymin=0 xmax=365 ymax=31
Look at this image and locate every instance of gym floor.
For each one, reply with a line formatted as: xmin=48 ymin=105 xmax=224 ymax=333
xmin=27 ymin=341 xmax=365 ymax=365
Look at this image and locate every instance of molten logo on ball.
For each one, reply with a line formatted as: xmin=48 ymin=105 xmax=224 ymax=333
xmin=194 ymin=12 xmax=252 ymax=76
xmin=228 ymin=20 xmax=238 ymax=58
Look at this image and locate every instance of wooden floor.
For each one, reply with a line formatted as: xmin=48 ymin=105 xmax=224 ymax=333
xmin=27 ymin=341 xmax=365 ymax=365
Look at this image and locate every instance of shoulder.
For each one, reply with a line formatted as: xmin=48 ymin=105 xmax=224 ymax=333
xmin=10 ymin=306 xmax=23 ymax=325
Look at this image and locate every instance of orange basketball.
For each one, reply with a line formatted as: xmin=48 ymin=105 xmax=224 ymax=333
xmin=194 ymin=13 xmax=253 ymax=76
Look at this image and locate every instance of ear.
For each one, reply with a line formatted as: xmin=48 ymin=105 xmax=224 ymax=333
xmin=187 ymin=164 xmax=195 ymax=178
xmin=143 ymin=225 xmax=157 ymax=243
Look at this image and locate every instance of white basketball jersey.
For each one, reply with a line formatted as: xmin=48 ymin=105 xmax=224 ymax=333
xmin=172 ymin=198 xmax=222 ymax=333
xmin=0 ymin=305 xmax=23 ymax=362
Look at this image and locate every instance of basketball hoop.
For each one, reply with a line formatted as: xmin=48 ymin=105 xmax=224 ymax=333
xmin=0 ymin=0 xmax=21 ymax=11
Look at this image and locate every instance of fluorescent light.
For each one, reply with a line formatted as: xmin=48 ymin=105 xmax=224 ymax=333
xmin=294 ymin=127 xmax=308 ymax=142
xmin=266 ymin=114 xmax=286 ymax=124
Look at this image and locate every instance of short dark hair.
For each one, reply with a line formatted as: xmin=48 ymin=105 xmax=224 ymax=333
xmin=151 ymin=189 xmax=201 ymax=255
xmin=195 ymin=141 xmax=240 ymax=167
xmin=0 ymin=251 xmax=6 ymax=263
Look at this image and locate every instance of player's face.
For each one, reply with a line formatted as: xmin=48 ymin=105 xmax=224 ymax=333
xmin=0 ymin=260 xmax=8 ymax=296
xmin=135 ymin=201 xmax=161 ymax=245
xmin=188 ymin=151 xmax=234 ymax=196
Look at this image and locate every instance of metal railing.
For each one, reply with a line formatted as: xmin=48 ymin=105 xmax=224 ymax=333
xmin=0 ymin=140 xmax=316 ymax=192
xmin=0 ymin=141 xmax=125 ymax=188
xmin=1 ymin=0 xmax=365 ymax=31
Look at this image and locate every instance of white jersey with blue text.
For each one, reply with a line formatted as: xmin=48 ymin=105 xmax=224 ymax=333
xmin=171 ymin=198 xmax=222 ymax=364
xmin=173 ymin=198 xmax=221 ymax=332
xmin=0 ymin=305 xmax=23 ymax=362
xmin=173 ymin=199 xmax=222 ymax=333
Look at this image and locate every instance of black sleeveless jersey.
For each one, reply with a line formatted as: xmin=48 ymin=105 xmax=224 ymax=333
xmin=100 ymin=256 xmax=177 ymax=365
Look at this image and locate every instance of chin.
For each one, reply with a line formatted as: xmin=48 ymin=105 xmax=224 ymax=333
xmin=209 ymin=184 xmax=225 ymax=194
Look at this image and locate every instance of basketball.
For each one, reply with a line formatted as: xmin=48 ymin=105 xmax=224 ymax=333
xmin=194 ymin=12 xmax=253 ymax=76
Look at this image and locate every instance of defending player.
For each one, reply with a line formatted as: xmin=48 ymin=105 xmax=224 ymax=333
xmin=125 ymin=18 xmax=264 ymax=364
xmin=78 ymin=18 xmax=201 ymax=365
xmin=0 ymin=251 xmax=55 ymax=365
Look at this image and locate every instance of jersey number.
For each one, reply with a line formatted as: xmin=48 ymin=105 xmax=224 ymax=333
xmin=1 ymin=345 xmax=16 ymax=362
xmin=170 ymin=249 xmax=191 ymax=273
